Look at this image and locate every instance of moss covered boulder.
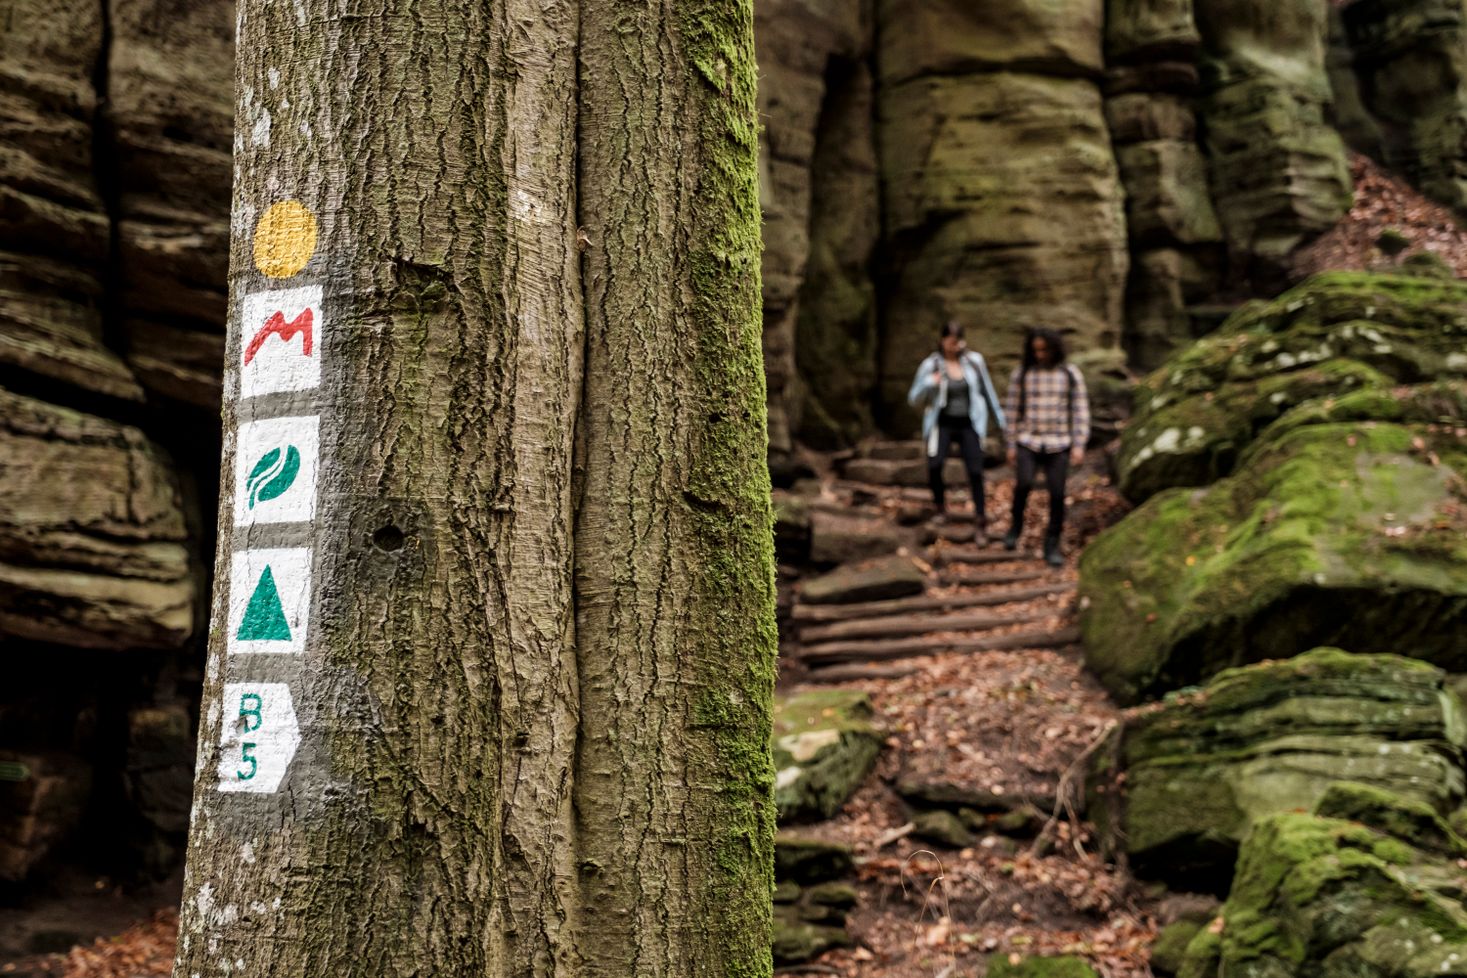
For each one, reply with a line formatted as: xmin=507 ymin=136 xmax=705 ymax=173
xmin=1084 ymin=417 xmax=1467 ymax=701
xmin=774 ymin=690 xmax=882 ymax=821
xmin=1179 ymin=783 xmax=1467 ymax=978
xmin=1090 ymin=650 xmax=1467 ymax=886
xmin=1118 ymin=273 xmax=1467 ymax=503
xmin=773 ymin=834 xmax=859 ymax=964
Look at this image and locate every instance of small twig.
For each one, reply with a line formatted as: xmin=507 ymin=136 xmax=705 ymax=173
xmin=1030 ymin=719 xmax=1118 ymax=858
xmin=873 ymin=821 xmax=916 ymax=850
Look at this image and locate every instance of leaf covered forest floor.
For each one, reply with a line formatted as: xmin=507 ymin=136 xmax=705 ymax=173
xmin=777 ymin=464 xmax=1161 ymax=978
xmin=2 ymin=464 xmax=1150 ymax=978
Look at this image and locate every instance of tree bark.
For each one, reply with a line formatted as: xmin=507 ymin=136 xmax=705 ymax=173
xmin=173 ymin=3 xmax=773 ymax=977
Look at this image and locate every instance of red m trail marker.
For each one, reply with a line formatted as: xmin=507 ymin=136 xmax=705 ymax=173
xmin=237 ymin=286 xmax=324 ymax=398
xmin=244 ymin=308 xmax=314 ymax=365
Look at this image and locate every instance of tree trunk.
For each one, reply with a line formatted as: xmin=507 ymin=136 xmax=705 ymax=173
xmin=172 ymin=3 xmax=774 ymax=977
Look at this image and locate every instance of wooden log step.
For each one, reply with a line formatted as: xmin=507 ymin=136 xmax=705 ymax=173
xmin=790 ymin=583 xmax=1073 ymax=623
xmin=802 ymin=625 xmax=1083 ymax=666
xmin=939 ymin=568 xmax=1049 ymax=587
xmin=801 ymin=609 xmax=1046 ymax=645
xmin=800 ymin=663 xmax=919 ymax=683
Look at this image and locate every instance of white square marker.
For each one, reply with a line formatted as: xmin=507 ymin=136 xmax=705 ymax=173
xmin=227 ymin=548 xmax=312 ymax=655
xmin=237 ymin=285 xmax=324 ymax=398
xmin=217 ymin=683 xmax=301 ymax=794
xmin=232 ymin=416 xmax=320 ymax=527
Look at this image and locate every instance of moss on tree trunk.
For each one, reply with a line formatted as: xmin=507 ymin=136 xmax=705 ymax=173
xmin=173 ymin=2 xmax=774 ymax=977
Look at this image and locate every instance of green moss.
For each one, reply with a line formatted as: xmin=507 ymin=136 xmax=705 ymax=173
xmin=1094 ymin=650 xmax=1467 ymax=882
xmin=1152 ymin=920 xmax=1205 ymax=976
xmin=772 ymin=690 xmax=881 ymax=821
xmin=987 ymin=954 xmax=1101 ymax=978
xmin=1118 ymin=272 xmax=1467 ymax=502
xmin=1313 ymin=782 xmax=1467 ymax=857
xmin=1180 ymin=802 xmax=1467 ymax=978
xmin=1083 ymin=420 xmax=1467 ymax=701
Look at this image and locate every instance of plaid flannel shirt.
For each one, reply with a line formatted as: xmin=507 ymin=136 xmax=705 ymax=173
xmin=1004 ymin=365 xmax=1090 ymax=453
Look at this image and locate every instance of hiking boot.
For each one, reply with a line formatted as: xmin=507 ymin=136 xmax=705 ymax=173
xmin=974 ymin=518 xmax=992 ymax=547
xmin=1043 ymin=535 xmax=1064 ymax=567
xmin=1002 ymin=526 xmax=1021 ymax=551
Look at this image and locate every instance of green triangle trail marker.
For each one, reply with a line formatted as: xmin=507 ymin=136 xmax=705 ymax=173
xmin=237 ymin=566 xmax=292 ymax=642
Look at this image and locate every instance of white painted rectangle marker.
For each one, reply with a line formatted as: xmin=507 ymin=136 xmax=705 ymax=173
xmin=227 ymin=548 xmax=312 ymax=655
xmin=237 ymin=285 xmax=324 ymax=398
xmin=217 ymin=683 xmax=301 ymax=793
xmin=233 ymin=416 xmax=320 ymax=527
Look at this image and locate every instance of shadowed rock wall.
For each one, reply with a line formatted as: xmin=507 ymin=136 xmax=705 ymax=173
xmin=1 ymin=0 xmax=1463 ymax=885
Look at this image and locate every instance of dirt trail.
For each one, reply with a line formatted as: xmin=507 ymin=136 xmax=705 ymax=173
xmin=3 ymin=457 xmax=1149 ymax=978
xmin=777 ymin=456 xmax=1156 ymax=978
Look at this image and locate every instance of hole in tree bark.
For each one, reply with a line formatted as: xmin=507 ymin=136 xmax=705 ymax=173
xmin=372 ymin=525 xmax=406 ymax=552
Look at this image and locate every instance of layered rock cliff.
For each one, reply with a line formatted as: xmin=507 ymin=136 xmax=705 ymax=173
xmin=1 ymin=0 xmax=1464 ymax=884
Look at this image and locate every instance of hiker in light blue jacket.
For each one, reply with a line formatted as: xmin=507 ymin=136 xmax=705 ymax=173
xmin=907 ymin=321 xmax=1007 ymax=544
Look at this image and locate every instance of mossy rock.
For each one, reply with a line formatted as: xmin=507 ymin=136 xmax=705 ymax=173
xmin=987 ymin=954 xmax=1101 ymax=978
xmin=772 ymin=906 xmax=851 ymax=964
xmin=911 ymin=809 xmax=976 ymax=849
xmin=1091 ymin=649 xmax=1467 ymax=886
xmin=1083 ymin=419 xmax=1467 ymax=702
xmin=774 ymin=834 xmax=856 ymax=885
xmin=1400 ymin=251 xmax=1457 ymax=280
xmin=1178 ymin=791 xmax=1467 ymax=978
xmin=774 ymin=690 xmax=882 ymax=821
xmin=1151 ymin=919 xmax=1205 ymax=976
xmin=1313 ymin=782 xmax=1467 ymax=857
xmin=1117 ymin=273 xmax=1467 ymax=502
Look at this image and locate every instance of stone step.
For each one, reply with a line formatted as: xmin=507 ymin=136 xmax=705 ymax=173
xmin=841 ymin=457 xmax=968 ymax=488
xmin=790 ymin=583 xmax=1073 ymax=624
xmin=862 ymin=439 xmax=926 ymax=462
xmin=800 ymin=663 xmax=920 ymax=684
xmin=802 ymin=625 xmax=1082 ymax=666
xmin=939 ymin=567 xmax=1050 ymax=587
xmin=931 ymin=549 xmax=1029 ymax=566
xmin=799 ymin=556 xmax=927 ymax=605
xmin=808 ymin=510 xmax=917 ymax=566
xmin=801 ymin=609 xmax=1046 ymax=645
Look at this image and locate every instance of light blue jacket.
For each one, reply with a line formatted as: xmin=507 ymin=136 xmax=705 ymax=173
xmin=907 ymin=351 xmax=1007 ymax=456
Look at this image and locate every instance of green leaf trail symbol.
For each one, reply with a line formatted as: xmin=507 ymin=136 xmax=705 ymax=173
xmin=246 ymin=445 xmax=301 ymax=509
xmin=237 ymin=566 xmax=292 ymax=642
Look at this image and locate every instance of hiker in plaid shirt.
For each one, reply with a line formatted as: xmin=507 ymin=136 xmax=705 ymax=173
xmin=1001 ymin=328 xmax=1090 ymax=567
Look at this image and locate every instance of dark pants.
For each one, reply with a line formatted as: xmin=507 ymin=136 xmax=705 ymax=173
xmin=928 ymin=419 xmax=986 ymax=520
xmin=1011 ymin=445 xmax=1070 ymax=539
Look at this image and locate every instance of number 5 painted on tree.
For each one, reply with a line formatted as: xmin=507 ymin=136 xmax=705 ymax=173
xmin=217 ymin=683 xmax=300 ymax=793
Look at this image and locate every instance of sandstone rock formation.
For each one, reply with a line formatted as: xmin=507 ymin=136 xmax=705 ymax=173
xmin=1090 ymin=649 xmax=1467 ymax=884
xmin=1084 ymin=277 xmax=1467 ymax=702
xmin=875 ymin=0 xmax=1129 ymax=424
xmin=110 ymin=0 xmax=234 ymax=408
xmin=1195 ymin=0 xmax=1353 ymax=269
xmin=1105 ymin=0 xmax=1225 ymax=370
xmin=756 ymin=0 xmax=877 ymax=463
xmin=1179 ymin=783 xmax=1467 ymax=978
xmin=0 ymin=0 xmax=141 ymax=401
xmin=1116 ymin=273 xmax=1467 ymax=502
xmin=0 ymin=388 xmax=193 ymax=651
xmin=1344 ymin=0 xmax=1467 ymax=215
